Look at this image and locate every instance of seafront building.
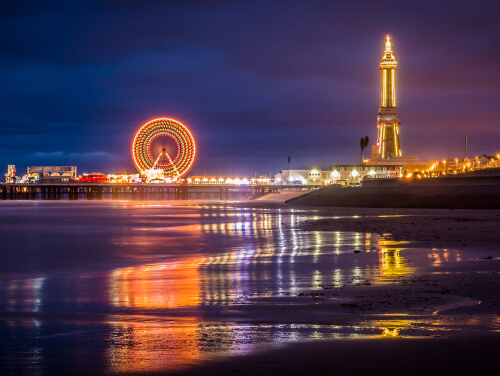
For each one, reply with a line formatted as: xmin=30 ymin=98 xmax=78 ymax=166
xmin=4 ymin=165 xmax=16 ymax=183
xmin=275 ymin=165 xmax=400 ymax=186
xmin=27 ymin=166 xmax=77 ymax=183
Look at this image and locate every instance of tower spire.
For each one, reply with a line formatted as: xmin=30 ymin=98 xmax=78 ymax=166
xmin=385 ymin=35 xmax=392 ymax=52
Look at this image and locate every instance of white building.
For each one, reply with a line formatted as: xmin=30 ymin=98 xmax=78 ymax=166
xmin=329 ymin=165 xmax=401 ymax=184
xmin=275 ymin=169 xmax=325 ymax=186
xmin=276 ymin=165 xmax=402 ymax=186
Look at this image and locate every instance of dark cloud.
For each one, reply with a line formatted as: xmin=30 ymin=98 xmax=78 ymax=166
xmin=1 ymin=0 xmax=499 ymax=175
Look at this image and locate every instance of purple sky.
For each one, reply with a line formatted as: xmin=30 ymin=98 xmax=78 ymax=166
xmin=1 ymin=1 xmax=499 ymax=176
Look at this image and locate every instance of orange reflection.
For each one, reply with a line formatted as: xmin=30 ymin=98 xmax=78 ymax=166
xmin=107 ymin=320 xmax=200 ymax=373
xmin=381 ymin=327 xmax=401 ymax=337
xmin=109 ymin=259 xmax=202 ymax=309
xmin=378 ymin=238 xmax=407 ymax=247
xmin=379 ymin=248 xmax=407 ymax=278
xmin=372 ymin=318 xmax=413 ymax=337
xmin=107 ymin=260 xmax=203 ymax=373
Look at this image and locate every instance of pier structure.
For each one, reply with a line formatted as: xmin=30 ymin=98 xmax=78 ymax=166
xmin=0 ymin=183 xmax=316 ymax=201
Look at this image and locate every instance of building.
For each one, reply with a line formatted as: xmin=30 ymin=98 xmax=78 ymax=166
xmin=5 ymin=165 xmax=16 ymax=183
xmin=329 ymin=164 xmax=401 ymax=184
xmin=476 ymin=155 xmax=500 ymax=169
xmin=275 ymin=169 xmax=325 ymax=186
xmin=80 ymin=172 xmax=108 ymax=182
xmin=366 ymin=35 xmax=428 ymax=172
xmin=449 ymin=155 xmax=500 ymax=171
xmin=27 ymin=166 xmax=77 ymax=183
xmin=275 ymin=166 xmax=401 ymax=186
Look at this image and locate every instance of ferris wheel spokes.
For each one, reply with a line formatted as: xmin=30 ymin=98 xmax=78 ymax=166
xmin=151 ymin=148 xmax=181 ymax=180
xmin=152 ymin=151 xmax=163 ymax=170
xmin=163 ymin=149 xmax=181 ymax=180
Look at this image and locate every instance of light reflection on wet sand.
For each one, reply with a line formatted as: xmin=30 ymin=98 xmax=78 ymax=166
xmin=0 ymin=202 xmax=497 ymax=374
xmin=105 ymin=321 xmax=377 ymax=373
xmin=109 ymin=260 xmax=202 ymax=309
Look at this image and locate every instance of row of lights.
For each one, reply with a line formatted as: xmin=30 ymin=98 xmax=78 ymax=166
xmin=429 ymin=154 xmax=500 ymax=173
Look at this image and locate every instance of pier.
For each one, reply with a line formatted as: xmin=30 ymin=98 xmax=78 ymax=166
xmin=0 ymin=183 xmax=317 ymax=201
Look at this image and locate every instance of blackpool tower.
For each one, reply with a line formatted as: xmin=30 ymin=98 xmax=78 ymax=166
xmin=366 ymin=35 xmax=424 ymax=172
xmin=372 ymin=35 xmax=401 ymax=160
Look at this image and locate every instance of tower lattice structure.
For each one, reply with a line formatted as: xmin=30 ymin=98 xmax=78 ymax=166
xmin=375 ymin=35 xmax=401 ymax=160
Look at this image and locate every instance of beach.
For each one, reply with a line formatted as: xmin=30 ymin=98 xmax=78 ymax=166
xmin=175 ymin=206 xmax=500 ymax=376
xmin=0 ymin=201 xmax=499 ymax=375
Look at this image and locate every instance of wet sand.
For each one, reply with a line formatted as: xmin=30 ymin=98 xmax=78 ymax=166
xmin=179 ymin=205 xmax=500 ymax=376
xmin=1 ymin=202 xmax=499 ymax=375
xmin=298 ymin=207 xmax=500 ymax=250
xmin=179 ymin=335 xmax=500 ymax=376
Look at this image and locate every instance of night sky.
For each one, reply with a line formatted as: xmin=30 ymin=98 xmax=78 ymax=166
xmin=1 ymin=1 xmax=499 ymax=176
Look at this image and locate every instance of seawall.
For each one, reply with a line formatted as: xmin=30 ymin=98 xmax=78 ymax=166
xmin=286 ymin=175 xmax=500 ymax=209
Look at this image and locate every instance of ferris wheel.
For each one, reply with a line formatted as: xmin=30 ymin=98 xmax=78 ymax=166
xmin=132 ymin=118 xmax=196 ymax=179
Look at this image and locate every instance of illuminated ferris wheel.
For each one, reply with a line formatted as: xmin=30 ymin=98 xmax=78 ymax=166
xmin=132 ymin=118 xmax=196 ymax=179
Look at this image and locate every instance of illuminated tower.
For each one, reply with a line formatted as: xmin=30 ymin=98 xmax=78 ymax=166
xmin=374 ymin=35 xmax=401 ymax=159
